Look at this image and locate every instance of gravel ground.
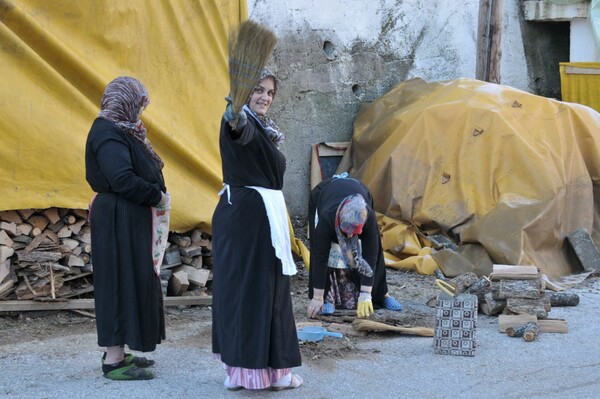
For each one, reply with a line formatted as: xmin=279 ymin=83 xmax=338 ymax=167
xmin=1 ymin=270 xmax=599 ymax=399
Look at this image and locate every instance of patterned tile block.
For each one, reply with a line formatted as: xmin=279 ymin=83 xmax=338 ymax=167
xmin=433 ymin=293 xmax=478 ymax=357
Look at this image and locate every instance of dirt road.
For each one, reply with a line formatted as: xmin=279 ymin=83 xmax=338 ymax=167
xmin=1 ymin=267 xmax=599 ymax=399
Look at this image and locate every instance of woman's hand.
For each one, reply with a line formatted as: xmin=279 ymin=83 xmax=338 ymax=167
xmin=307 ymin=298 xmax=324 ymax=319
xmin=158 ymin=192 xmax=170 ymax=208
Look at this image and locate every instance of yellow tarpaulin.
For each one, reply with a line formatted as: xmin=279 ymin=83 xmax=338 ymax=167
xmin=347 ymin=78 xmax=600 ymax=279
xmin=0 ymin=0 xmax=247 ymax=232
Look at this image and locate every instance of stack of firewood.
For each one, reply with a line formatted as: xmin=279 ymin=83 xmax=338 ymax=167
xmin=0 ymin=208 xmax=214 ymax=302
xmin=160 ymin=230 xmax=213 ymax=297
xmin=435 ymin=264 xmax=577 ymax=341
xmin=0 ymin=208 xmax=92 ymax=300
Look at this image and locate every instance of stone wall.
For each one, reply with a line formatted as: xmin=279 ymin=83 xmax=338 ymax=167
xmin=248 ymin=0 xmax=565 ymax=217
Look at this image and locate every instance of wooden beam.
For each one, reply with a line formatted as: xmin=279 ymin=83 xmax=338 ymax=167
xmin=0 ymin=296 xmax=212 ymax=312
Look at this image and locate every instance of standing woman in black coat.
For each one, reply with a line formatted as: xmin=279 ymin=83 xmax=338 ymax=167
xmin=211 ymin=69 xmax=303 ymax=391
xmin=85 ymin=76 xmax=169 ymax=380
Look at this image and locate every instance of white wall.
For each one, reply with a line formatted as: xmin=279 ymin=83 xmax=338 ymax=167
xmin=249 ymin=0 xmax=529 ymax=89
xmin=571 ymin=19 xmax=600 ymax=61
xmin=247 ymin=0 xmax=532 ymax=216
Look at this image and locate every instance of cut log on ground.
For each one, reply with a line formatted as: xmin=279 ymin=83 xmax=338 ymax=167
xmin=545 ymin=291 xmax=580 ymax=307
xmin=507 ymin=321 xmax=539 ymax=341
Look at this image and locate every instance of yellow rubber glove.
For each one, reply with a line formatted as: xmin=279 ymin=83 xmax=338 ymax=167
xmin=357 ymin=292 xmax=373 ymax=318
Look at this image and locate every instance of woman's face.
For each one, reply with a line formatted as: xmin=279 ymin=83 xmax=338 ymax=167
xmin=248 ymin=77 xmax=275 ymax=116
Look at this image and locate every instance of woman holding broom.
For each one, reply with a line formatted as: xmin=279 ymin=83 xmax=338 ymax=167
xmin=211 ymin=68 xmax=303 ymax=391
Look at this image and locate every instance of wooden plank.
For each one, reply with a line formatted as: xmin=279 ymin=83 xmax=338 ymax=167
xmin=498 ymin=314 xmax=568 ymax=333
xmin=0 ymin=295 xmax=212 ymax=312
xmin=490 ymin=264 xmax=539 ymax=280
xmin=564 ymin=66 xmax=600 ymax=75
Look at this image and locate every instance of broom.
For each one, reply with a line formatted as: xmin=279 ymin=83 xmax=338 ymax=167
xmin=228 ymin=19 xmax=277 ymax=128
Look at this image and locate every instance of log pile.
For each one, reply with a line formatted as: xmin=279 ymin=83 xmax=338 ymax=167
xmin=160 ymin=230 xmax=213 ymax=297
xmin=0 ymin=208 xmax=92 ymax=300
xmin=0 ymin=208 xmax=213 ymax=304
xmin=433 ymin=264 xmax=579 ymax=342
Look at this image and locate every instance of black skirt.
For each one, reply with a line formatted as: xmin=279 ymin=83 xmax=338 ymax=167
xmin=211 ymin=187 xmax=301 ymax=369
xmin=91 ymin=192 xmax=165 ymax=352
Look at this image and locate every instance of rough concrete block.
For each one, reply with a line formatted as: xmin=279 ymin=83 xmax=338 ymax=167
xmin=567 ymin=228 xmax=600 ymax=272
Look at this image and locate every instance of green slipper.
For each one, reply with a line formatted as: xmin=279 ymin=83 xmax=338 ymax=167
xmin=103 ymin=362 xmax=154 ymax=381
xmin=102 ymin=352 xmax=155 ymax=368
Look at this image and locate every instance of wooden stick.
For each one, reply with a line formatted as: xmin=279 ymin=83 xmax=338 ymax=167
xmin=0 ymin=296 xmax=213 ymax=312
xmin=498 ymin=314 xmax=568 ymax=333
xmin=49 ymin=264 xmax=55 ymax=299
xmin=352 ymin=319 xmax=434 ymax=337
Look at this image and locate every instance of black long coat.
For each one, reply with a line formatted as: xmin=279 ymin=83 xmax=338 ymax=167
xmin=308 ymin=177 xmax=389 ymax=306
xmin=211 ymin=115 xmax=301 ymax=369
xmin=85 ymin=118 xmax=166 ymax=352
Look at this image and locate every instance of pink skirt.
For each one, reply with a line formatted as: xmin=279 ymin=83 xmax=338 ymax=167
xmin=213 ymin=354 xmax=290 ymax=390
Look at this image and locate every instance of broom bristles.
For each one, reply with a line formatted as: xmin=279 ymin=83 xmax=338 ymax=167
xmin=228 ymin=20 xmax=277 ymax=114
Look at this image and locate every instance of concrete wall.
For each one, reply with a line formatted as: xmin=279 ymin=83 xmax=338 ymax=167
xmin=247 ymin=0 xmax=538 ymax=218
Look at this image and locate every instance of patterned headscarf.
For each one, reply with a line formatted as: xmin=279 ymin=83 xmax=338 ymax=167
xmin=334 ymin=194 xmax=373 ymax=277
xmin=245 ymin=68 xmax=285 ymax=149
xmin=98 ymin=76 xmax=164 ymax=169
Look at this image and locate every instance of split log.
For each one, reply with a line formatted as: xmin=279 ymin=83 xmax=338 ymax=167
xmin=0 ymin=230 xmax=14 ymax=247
xmin=481 ymin=291 xmax=505 ymax=315
xmin=169 ymin=234 xmax=191 ymax=248
xmin=57 ymin=225 xmax=73 ymax=238
xmin=179 ymin=246 xmax=203 ymax=257
xmin=490 ymin=264 xmax=539 ymax=280
xmin=0 ymin=222 xmax=17 ymax=236
xmin=163 ymin=246 xmax=182 ymax=268
xmin=174 ymin=265 xmax=210 ymax=287
xmin=17 ymin=209 xmax=35 ymax=220
xmin=545 ymin=291 xmax=579 ymax=307
xmin=27 ymin=215 xmax=50 ymax=232
xmin=168 ymin=270 xmax=189 ymax=296
xmin=465 ymin=276 xmax=492 ymax=302
xmin=42 ymin=208 xmax=61 ymax=224
xmin=0 ymin=258 xmax=11 ymax=282
xmin=65 ymin=255 xmax=85 ymax=267
xmin=505 ymin=296 xmax=551 ymax=318
xmin=60 ymin=238 xmax=80 ymax=251
xmin=0 ymin=279 xmax=15 ymax=298
xmin=16 ymin=223 xmax=33 ymax=236
xmin=77 ymin=226 xmax=91 ymax=244
xmin=0 ymin=246 xmax=14 ymax=263
xmin=71 ymin=209 xmax=89 ymax=219
xmin=190 ymin=256 xmax=203 ymax=268
xmin=496 ymin=279 xmax=542 ymax=299
xmin=68 ymin=219 xmax=86 ymax=235
xmin=0 ymin=210 xmax=22 ymax=224
xmin=449 ymin=272 xmax=479 ymax=292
